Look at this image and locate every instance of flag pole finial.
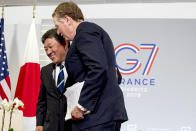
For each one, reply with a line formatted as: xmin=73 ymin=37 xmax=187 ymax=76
xmin=33 ymin=4 xmax=36 ymax=18
xmin=2 ymin=6 xmax=4 ymax=18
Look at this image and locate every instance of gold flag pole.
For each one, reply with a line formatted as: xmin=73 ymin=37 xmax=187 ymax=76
xmin=33 ymin=4 xmax=36 ymax=18
xmin=2 ymin=6 xmax=4 ymax=18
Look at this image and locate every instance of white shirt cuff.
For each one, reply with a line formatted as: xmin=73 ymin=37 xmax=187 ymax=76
xmin=77 ymin=104 xmax=87 ymax=111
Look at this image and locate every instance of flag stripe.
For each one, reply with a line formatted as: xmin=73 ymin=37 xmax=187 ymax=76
xmin=0 ymin=78 xmax=11 ymax=99
xmin=0 ymin=84 xmax=8 ymax=100
xmin=5 ymin=75 xmax=11 ymax=89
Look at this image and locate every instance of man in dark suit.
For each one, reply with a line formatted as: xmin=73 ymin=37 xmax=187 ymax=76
xmin=52 ymin=2 xmax=128 ymax=131
xmin=35 ymin=28 xmax=72 ymax=131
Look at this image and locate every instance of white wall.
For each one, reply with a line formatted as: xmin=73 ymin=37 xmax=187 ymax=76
xmin=3 ymin=2 xmax=196 ymax=25
xmin=1 ymin=2 xmax=196 ymax=97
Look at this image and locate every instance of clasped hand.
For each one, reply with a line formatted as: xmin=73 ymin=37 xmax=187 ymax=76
xmin=71 ymin=106 xmax=85 ymax=121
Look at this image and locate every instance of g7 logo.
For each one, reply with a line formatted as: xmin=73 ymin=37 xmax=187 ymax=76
xmin=115 ymin=43 xmax=159 ymax=75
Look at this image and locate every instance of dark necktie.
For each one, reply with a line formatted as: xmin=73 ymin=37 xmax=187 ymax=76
xmin=57 ymin=64 xmax=64 ymax=92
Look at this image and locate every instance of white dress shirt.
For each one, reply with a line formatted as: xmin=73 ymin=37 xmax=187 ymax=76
xmin=53 ymin=61 xmax=68 ymax=87
xmin=53 ymin=62 xmax=90 ymax=113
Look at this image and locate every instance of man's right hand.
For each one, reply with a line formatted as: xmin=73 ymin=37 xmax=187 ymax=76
xmin=71 ymin=106 xmax=85 ymax=121
xmin=35 ymin=126 xmax=43 ymax=131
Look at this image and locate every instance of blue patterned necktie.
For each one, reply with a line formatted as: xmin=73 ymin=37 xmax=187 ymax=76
xmin=57 ymin=64 xmax=65 ymax=92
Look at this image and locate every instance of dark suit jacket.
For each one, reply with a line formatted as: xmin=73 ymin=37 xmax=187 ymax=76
xmin=36 ymin=63 xmax=68 ymax=131
xmin=65 ymin=22 xmax=128 ymax=130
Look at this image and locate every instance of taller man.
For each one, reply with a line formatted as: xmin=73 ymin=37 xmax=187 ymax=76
xmin=52 ymin=2 xmax=128 ymax=131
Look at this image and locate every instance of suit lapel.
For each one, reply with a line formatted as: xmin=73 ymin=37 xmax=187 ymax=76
xmin=44 ymin=63 xmax=65 ymax=98
xmin=65 ymin=40 xmax=75 ymax=60
xmin=45 ymin=63 xmax=57 ymax=89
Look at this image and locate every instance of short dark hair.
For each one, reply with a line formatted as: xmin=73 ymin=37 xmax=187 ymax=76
xmin=41 ymin=28 xmax=65 ymax=44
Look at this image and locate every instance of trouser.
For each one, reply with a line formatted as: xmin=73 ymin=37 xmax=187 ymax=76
xmin=72 ymin=121 xmax=121 ymax=131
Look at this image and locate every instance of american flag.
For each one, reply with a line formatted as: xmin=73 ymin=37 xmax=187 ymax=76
xmin=0 ymin=18 xmax=11 ymax=101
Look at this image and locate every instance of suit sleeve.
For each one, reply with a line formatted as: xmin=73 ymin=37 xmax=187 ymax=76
xmin=36 ymin=68 xmax=47 ymax=126
xmin=76 ymin=31 xmax=108 ymax=112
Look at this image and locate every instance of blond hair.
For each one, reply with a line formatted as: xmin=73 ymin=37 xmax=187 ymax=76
xmin=52 ymin=1 xmax=84 ymax=21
